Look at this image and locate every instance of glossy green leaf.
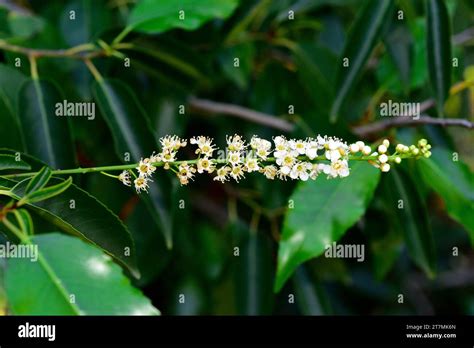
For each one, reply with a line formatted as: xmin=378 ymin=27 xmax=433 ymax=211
xmin=426 ymin=0 xmax=451 ymax=116
xmin=275 ymin=162 xmax=380 ymax=292
xmin=128 ymin=0 xmax=238 ymax=34
xmin=18 ymin=79 xmax=75 ymax=169
xmin=0 ymin=154 xmax=30 ymax=171
xmin=25 ymin=166 xmax=52 ymax=194
xmin=8 ymin=12 xmax=45 ymax=38
xmin=418 ymin=148 xmax=474 ymax=243
xmin=93 ymin=78 xmax=172 ymax=248
xmin=5 ymin=233 xmax=159 ymax=315
xmin=12 ymin=209 xmax=34 ymax=236
xmin=292 ymin=265 xmax=330 ymax=315
xmin=0 ymin=64 xmax=26 ymax=150
xmin=390 ymin=168 xmax=436 ymax=277
xmin=234 ymin=226 xmax=274 ymax=315
xmin=330 ymin=0 xmax=394 ymax=122
xmin=4 ymin=176 xmax=138 ymax=276
xmin=59 ymin=0 xmax=112 ymax=46
xmin=19 ymin=177 xmax=72 ymax=205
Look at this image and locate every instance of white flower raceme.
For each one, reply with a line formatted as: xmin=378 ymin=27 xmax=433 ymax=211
xmin=111 ymin=134 xmax=430 ymax=192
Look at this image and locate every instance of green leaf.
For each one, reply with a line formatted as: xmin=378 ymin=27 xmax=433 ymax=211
xmin=234 ymin=226 xmax=274 ymax=315
xmin=389 ymin=168 xmax=436 ymax=277
xmin=5 ymin=176 xmax=138 ymax=276
xmin=19 ymin=177 xmax=72 ymax=205
xmin=7 ymin=12 xmax=45 ymax=38
xmin=18 ymin=79 xmax=76 ymax=169
xmin=275 ymin=162 xmax=380 ymax=292
xmin=0 ymin=64 xmax=26 ymax=150
xmin=128 ymin=0 xmax=239 ymax=34
xmin=5 ymin=233 xmax=159 ymax=315
xmin=92 ymin=78 xmax=172 ymax=248
xmin=59 ymin=0 xmax=112 ymax=46
xmin=292 ymin=265 xmax=330 ymax=315
xmin=12 ymin=209 xmax=34 ymax=236
xmin=418 ymin=149 xmax=474 ymax=242
xmin=25 ymin=166 xmax=52 ymax=194
xmin=426 ymin=0 xmax=452 ymax=116
xmin=0 ymin=154 xmax=30 ymax=171
xmin=329 ymin=0 xmax=394 ymax=122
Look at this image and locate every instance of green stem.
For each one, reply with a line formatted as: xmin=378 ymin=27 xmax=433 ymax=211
xmin=112 ymin=25 xmax=133 ymax=45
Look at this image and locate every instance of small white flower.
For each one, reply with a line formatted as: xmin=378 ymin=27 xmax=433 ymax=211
xmin=134 ymin=176 xmax=150 ymax=193
xmin=361 ymin=145 xmax=372 ymax=156
xmin=177 ymin=162 xmax=196 ymax=185
xmin=349 ymin=143 xmax=359 ymax=153
xmin=160 ymin=135 xmax=186 ymax=151
xmin=289 ymin=139 xmax=307 ymax=155
xmin=197 ymin=157 xmax=215 ymax=173
xmin=244 ymin=156 xmax=260 ymax=172
xmin=305 ymin=141 xmax=319 ymax=160
xmin=324 ymin=160 xmax=350 ymax=178
xmin=261 ymin=165 xmax=277 ymax=180
xmin=149 ymin=151 xmax=161 ymax=163
xmin=118 ymin=171 xmax=131 ymax=186
xmin=378 ymin=154 xmax=388 ymax=163
xmin=229 ymin=165 xmax=245 ymax=182
xmin=227 ymin=134 xmax=246 ymax=152
xmin=290 ymin=162 xmax=312 ymax=181
xmin=227 ymin=151 xmax=241 ymax=167
xmin=136 ymin=158 xmax=156 ymax=177
xmin=378 ymin=144 xmax=387 ymax=154
xmin=273 ymin=136 xmax=288 ymax=159
xmin=380 ymin=163 xmax=390 ymax=172
xmin=279 ymin=153 xmax=297 ymax=174
xmin=214 ymin=166 xmax=230 ymax=183
xmin=191 ymin=136 xmax=216 ymax=157
xmin=160 ymin=150 xmax=176 ymax=170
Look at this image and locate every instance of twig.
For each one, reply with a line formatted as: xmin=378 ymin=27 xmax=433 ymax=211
xmin=188 ymin=97 xmax=295 ymax=132
xmin=453 ymin=26 xmax=474 ymax=45
xmin=353 ymin=115 xmax=473 ymax=137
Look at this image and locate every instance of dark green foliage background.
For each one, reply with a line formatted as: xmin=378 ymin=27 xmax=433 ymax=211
xmin=0 ymin=0 xmax=473 ymax=315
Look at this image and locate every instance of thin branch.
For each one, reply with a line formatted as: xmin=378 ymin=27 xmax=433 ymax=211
xmin=453 ymin=26 xmax=474 ymax=45
xmin=188 ymin=97 xmax=295 ymax=132
xmin=353 ymin=114 xmax=473 ymax=137
xmin=0 ymin=40 xmax=112 ymax=59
